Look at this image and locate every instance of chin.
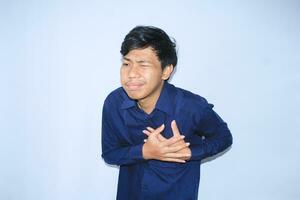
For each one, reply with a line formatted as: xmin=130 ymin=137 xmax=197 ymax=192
xmin=125 ymin=90 xmax=144 ymax=100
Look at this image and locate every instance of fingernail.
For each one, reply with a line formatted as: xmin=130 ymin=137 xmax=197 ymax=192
xmin=186 ymin=142 xmax=190 ymax=146
xmin=181 ymin=135 xmax=185 ymax=139
xmin=142 ymin=130 xmax=147 ymax=133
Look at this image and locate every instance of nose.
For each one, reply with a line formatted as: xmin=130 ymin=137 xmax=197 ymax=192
xmin=128 ymin=65 xmax=140 ymax=78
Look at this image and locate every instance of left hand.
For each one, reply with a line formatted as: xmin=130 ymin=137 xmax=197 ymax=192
xmin=143 ymin=120 xmax=191 ymax=161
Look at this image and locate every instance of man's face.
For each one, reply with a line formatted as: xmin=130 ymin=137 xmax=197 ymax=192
xmin=120 ymin=47 xmax=172 ymax=104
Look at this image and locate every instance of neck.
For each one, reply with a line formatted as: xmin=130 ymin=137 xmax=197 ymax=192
xmin=137 ymin=100 xmax=155 ymax=114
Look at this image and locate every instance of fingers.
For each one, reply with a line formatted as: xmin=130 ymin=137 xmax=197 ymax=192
xmin=143 ymin=130 xmax=166 ymax=142
xmin=162 ymin=135 xmax=185 ymax=146
xmin=146 ymin=127 xmax=167 ymax=141
xmin=143 ymin=125 xmax=167 ymax=141
xmin=144 ymin=121 xmax=181 ymax=139
xmin=167 ymin=142 xmax=190 ymax=152
xmin=154 ymin=124 xmax=165 ymax=136
xmin=162 ymin=158 xmax=186 ymax=163
xmin=143 ymin=130 xmax=151 ymax=136
xmin=157 ymin=134 xmax=167 ymax=142
xmin=143 ymin=122 xmax=184 ymax=146
xmin=142 ymin=122 xmax=190 ymax=163
xmin=171 ymin=120 xmax=180 ymax=137
xmin=164 ymin=152 xmax=191 ymax=159
xmin=143 ymin=124 xmax=164 ymax=136
xmin=144 ymin=121 xmax=181 ymax=136
xmin=146 ymin=127 xmax=155 ymax=132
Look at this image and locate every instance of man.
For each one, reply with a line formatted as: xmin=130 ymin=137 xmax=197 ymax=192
xmin=101 ymin=26 xmax=233 ymax=200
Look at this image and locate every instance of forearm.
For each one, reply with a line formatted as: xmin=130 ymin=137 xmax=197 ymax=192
xmin=102 ymin=143 xmax=145 ymax=166
xmin=189 ymin=124 xmax=233 ymax=161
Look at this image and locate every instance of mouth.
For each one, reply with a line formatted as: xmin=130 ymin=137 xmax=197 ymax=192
xmin=125 ymin=82 xmax=145 ymax=91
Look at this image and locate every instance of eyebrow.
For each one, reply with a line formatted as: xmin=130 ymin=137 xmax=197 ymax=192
xmin=122 ymin=57 xmax=130 ymax=62
xmin=122 ymin=57 xmax=152 ymax=64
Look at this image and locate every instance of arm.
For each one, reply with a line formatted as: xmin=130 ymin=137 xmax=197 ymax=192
xmin=101 ymin=102 xmax=145 ymax=166
xmin=101 ymin=101 xmax=189 ymax=165
xmin=189 ymin=104 xmax=233 ymax=161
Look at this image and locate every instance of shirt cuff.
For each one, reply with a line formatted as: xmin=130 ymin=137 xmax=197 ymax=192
xmin=189 ymin=144 xmax=205 ymax=161
xmin=128 ymin=143 xmax=145 ymax=161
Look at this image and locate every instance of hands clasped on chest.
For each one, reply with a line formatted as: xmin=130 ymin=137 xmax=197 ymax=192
xmin=142 ymin=120 xmax=191 ymax=163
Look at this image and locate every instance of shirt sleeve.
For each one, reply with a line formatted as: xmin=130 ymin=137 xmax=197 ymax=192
xmin=189 ymin=103 xmax=233 ymax=161
xmin=101 ymin=100 xmax=145 ymax=166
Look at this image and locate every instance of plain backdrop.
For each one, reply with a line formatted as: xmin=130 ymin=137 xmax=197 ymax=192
xmin=1 ymin=0 xmax=299 ymax=200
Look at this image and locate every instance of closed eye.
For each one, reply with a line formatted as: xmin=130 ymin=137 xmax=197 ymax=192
xmin=139 ymin=63 xmax=151 ymax=67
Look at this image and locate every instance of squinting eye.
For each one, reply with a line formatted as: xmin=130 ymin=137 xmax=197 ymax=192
xmin=122 ymin=63 xmax=129 ymax=67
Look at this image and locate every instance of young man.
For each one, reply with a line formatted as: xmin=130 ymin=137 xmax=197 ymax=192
xmin=101 ymin=26 xmax=233 ymax=200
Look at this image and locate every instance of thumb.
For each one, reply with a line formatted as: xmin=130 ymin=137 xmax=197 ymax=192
xmin=171 ymin=120 xmax=180 ymax=136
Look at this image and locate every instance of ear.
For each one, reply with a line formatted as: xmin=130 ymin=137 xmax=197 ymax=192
xmin=162 ymin=65 xmax=174 ymax=80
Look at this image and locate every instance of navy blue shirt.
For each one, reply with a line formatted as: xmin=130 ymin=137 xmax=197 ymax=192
xmin=101 ymin=82 xmax=232 ymax=200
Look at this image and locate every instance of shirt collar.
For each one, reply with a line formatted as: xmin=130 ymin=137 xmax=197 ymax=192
xmin=155 ymin=82 xmax=175 ymax=116
xmin=120 ymin=88 xmax=136 ymax=109
xmin=120 ymin=82 xmax=176 ymax=116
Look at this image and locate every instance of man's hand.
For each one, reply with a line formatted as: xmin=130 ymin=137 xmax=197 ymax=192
xmin=142 ymin=121 xmax=191 ymax=163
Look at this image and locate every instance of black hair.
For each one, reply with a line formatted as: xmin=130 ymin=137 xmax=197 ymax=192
xmin=120 ymin=26 xmax=178 ymax=70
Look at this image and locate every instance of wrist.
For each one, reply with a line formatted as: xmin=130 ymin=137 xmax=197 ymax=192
xmin=142 ymin=143 xmax=151 ymax=160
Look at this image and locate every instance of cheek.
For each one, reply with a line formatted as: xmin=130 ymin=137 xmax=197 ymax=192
xmin=143 ymin=68 xmax=156 ymax=78
xmin=145 ymin=70 xmax=162 ymax=81
xmin=120 ymin=69 xmax=126 ymax=80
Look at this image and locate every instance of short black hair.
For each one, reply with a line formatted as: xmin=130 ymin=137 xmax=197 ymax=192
xmin=120 ymin=26 xmax=177 ymax=70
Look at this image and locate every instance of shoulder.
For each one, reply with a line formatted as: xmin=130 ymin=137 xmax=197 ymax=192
xmin=172 ymin=86 xmax=214 ymax=123
xmin=103 ymin=87 xmax=125 ymax=108
xmin=175 ymin=86 xmax=211 ymax=109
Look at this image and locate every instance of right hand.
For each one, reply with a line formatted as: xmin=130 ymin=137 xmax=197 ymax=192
xmin=142 ymin=123 xmax=190 ymax=163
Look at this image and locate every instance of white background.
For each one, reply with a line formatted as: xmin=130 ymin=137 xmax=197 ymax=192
xmin=1 ymin=0 xmax=299 ymax=199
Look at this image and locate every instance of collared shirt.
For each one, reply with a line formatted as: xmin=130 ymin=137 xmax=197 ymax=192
xmin=101 ymin=82 xmax=232 ymax=200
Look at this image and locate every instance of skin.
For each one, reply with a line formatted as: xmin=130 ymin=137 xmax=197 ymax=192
xmin=121 ymin=47 xmax=171 ymax=114
xmin=143 ymin=120 xmax=191 ymax=162
xmin=120 ymin=47 xmax=191 ymax=163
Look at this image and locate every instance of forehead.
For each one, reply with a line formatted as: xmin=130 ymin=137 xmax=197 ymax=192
xmin=123 ymin=47 xmax=159 ymax=62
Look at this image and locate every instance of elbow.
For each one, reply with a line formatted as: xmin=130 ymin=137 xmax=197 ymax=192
xmin=228 ymin=132 xmax=233 ymax=146
xmin=101 ymin=153 xmax=119 ymax=166
xmin=225 ymin=131 xmax=233 ymax=150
